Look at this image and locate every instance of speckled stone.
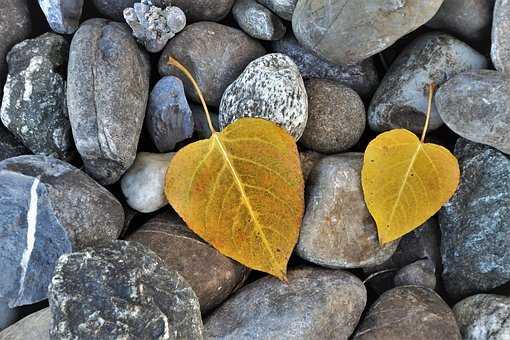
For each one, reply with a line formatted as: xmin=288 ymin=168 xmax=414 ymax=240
xmin=492 ymin=0 xmax=510 ymax=74
xmin=297 ymin=154 xmax=398 ymax=268
xmin=393 ymin=259 xmax=436 ymax=289
xmin=205 ymin=267 xmax=366 ymax=339
xmin=0 ymin=126 xmax=28 ymax=162
xmin=368 ymin=32 xmax=488 ymax=133
xmin=299 ymin=149 xmax=323 ymax=182
xmin=91 ymin=0 xmax=137 ymax=21
xmin=37 ymin=0 xmax=84 ymax=34
xmin=219 ymin=53 xmax=308 ymax=140
xmin=0 ymin=307 xmax=50 ymax=339
xmin=172 ymin=0 xmax=234 ymax=22
xmin=454 ymin=294 xmax=510 ymax=340
xmin=49 ymin=240 xmax=203 ymax=339
xmin=439 ymin=139 xmax=510 ymax=300
xmin=292 ymin=0 xmax=444 ymax=65
xmin=353 ymin=286 xmax=461 ymax=340
xmin=233 ymin=0 xmax=286 ymax=41
xmin=436 ymin=70 xmax=510 ymax=155
xmin=256 ymin=0 xmax=297 ymax=20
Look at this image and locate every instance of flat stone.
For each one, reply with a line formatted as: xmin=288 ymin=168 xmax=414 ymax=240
xmin=297 ymin=154 xmax=398 ymax=268
xmin=454 ymin=294 xmax=510 ymax=340
xmin=219 ymin=53 xmax=308 ymax=140
xmin=37 ymin=0 xmax=84 ymax=34
xmin=128 ymin=211 xmax=249 ymax=314
xmin=0 ymin=307 xmax=50 ymax=339
xmin=436 ymin=69 xmax=510 ymax=155
xmin=233 ymin=0 xmax=286 ymax=41
xmin=91 ymin=0 xmax=137 ymax=21
xmin=439 ymin=139 xmax=510 ymax=300
xmin=0 ymin=126 xmax=28 ymax=162
xmin=172 ymin=0 xmax=234 ymax=22
xmin=120 ymin=152 xmax=174 ymax=213
xmin=67 ymin=19 xmax=150 ymax=185
xmin=256 ymin=0 xmax=297 ymax=20
xmin=159 ymin=22 xmax=265 ymax=107
xmin=492 ymin=0 xmax=510 ymax=74
xmin=394 ymin=259 xmax=436 ymax=289
xmin=368 ymin=32 xmax=488 ymax=133
xmin=204 ymin=267 xmax=366 ymax=339
xmin=292 ymin=0 xmax=444 ymax=65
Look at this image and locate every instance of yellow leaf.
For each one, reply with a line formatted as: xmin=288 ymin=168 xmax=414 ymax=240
xmin=165 ymin=117 xmax=304 ymax=280
xmin=361 ymin=129 xmax=460 ymax=245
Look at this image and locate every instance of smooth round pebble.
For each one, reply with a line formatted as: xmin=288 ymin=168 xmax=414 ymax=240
xmin=233 ymin=0 xmax=286 ymax=41
xmin=256 ymin=0 xmax=297 ymax=20
xmin=393 ymin=259 xmax=437 ymax=289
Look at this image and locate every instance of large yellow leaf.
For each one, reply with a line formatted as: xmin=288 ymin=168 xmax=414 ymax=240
xmin=165 ymin=117 xmax=304 ymax=280
xmin=361 ymin=129 xmax=460 ymax=245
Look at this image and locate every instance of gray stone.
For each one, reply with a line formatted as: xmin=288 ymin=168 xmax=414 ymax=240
xmin=299 ymin=149 xmax=323 ymax=182
xmin=292 ymin=0 xmax=444 ymax=65
xmin=128 ymin=211 xmax=249 ymax=314
xmin=256 ymin=0 xmax=297 ymax=20
xmin=1 ymin=33 xmax=72 ymax=160
xmin=300 ymin=79 xmax=365 ymax=154
xmin=120 ymin=152 xmax=174 ymax=213
xmin=91 ymin=0 xmax=137 ymax=21
xmin=271 ymin=33 xmax=379 ymax=98
xmin=233 ymin=0 xmax=286 ymax=41
xmin=297 ymin=154 xmax=398 ymax=269
xmin=353 ymin=286 xmax=461 ymax=340
xmin=49 ymin=241 xmax=203 ymax=339
xmin=159 ymin=22 xmax=265 ymax=107
xmin=492 ymin=0 xmax=510 ymax=74
xmin=439 ymin=139 xmax=510 ymax=300
xmin=147 ymin=76 xmax=194 ymax=152
xmin=0 ymin=301 xmax=18 ymax=331
xmin=0 ymin=308 xmax=50 ymax=340
xmin=0 ymin=126 xmax=28 ymax=162
xmin=68 ymin=19 xmax=150 ymax=185
xmin=454 ymin=294 xmax=510 ymax=340
xmin=219 ymin=53 xmax=308 ymax=140
xmin=171 ymin=0 xmax=234 ymax=22
xmin=437 ymin=70 xmax=510 ymax=155
xmin=37 ymin=0 xmax=84 ymax=34
xmin=368 ymin=32 xmax=488 ymax=133
xmin=393 ymin=259 xmax=436 ymax=289
xmin=191 ymin=104 xmax=219 ymax=140
xmin=205 ymin=267 xmax=366 ymax=339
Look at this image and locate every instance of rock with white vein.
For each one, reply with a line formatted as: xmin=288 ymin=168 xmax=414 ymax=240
xmin=37 ymin=0 xmax=84 ymax=34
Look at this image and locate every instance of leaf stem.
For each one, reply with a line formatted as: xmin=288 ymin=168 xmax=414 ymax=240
xmin=167 ymin=57 xmax=216 ymax=134
xmin=421 ymin=83 xmax=436 ymax=143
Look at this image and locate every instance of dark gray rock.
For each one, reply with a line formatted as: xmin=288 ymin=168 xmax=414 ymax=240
xmin=219 ymin=53 xmax=308 ymax=139
xmin=454 ymin=294 xmax=510 ymax=340
xmin=353 ymin=286 xmax=461 ymax=340
xmin=292 ymin=0 xmax=444 ymax=65
xmin=68 ymin=19 xmax=150 ymax=185
xmin=159 ymin=22 xmax=265 ymax=107
xmin=49 ymin=240 xmax=203 ymax=339
xmin=128 ymin=211 xmax=249 ymax=314
xmin=191 ymin=104 xmax=219 ymax=139
xmin=38 ymin=0 xmax=84 ymax=34
xmin=1 ymin=33 xmax=72 ymax=160
xmin=91 ymin=0 xmax=137 ymax=21
xmin=0 ymin=307 xmax=50 ymax=340
xmin=297 ymin=154 xmax=398 ymax=269
xmin=394 ymin=259 xmax=436 ymax=289
xmin=147 ymin=76 xmax=194 ymax=152
xmin=233 ymin=0 xmax=286 ymax=41
xmin=436 ymin=70 xmax=510 ymax=155
xmin=439 ymin=139 xmax=510 ymax=300
xmin=0 ymin=126 xmax=28 ymax=162
xmin=300 ymin=79 xmax=365 ymax=154
xmin=271 ymin=33 xmax=379 ymax=98
xmin=492 ymin=0 xmax=510 ymax=74
xmin=368 ymin=32 xmax=488 ymax=133
xmin=256 ymin=0 xmax=297 ymax=20
xmin=0 ymin=301 xmax=18 ymax=331
xmin=205 ymin=267 xmax=366 ymax=339
xmin=172 ymin=0 xmax=234 ymax=22
xmin=0 ymin=155 xmax=124 ymax=307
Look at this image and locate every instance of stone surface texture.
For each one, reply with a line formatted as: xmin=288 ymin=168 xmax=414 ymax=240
xmin=38 ymin=0 xmax=84 ymax=34
xmin=256 ymin=0 xmax=297 ymax=20
xmin=0 ymin=126 xmax=28 ymax=162
xmin=492 ymin=0 xmax=510 ymax=74
xmin=0 ymin=307 xmax=50 ymax=340
xmin=233 ymin=0 xmax=286 ymax=41
xmin=91 ymin=0 xmax=137 ymax=21
xmin=172 ymin=0 xmax=235 ymax=22
xmin=393 ymin=259 xmax=437 ymax=289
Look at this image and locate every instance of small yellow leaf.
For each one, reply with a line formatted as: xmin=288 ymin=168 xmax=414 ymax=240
xmin=361 ymin=129 xmax=460 ymax=245
xmin=165 ymin=117 xmax=304 ymax=280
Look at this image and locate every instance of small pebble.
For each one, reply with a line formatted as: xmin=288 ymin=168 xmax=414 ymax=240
xmin=37 ymin=0 xmax=83 ymax=34
xmin=394 ymin=259 xmax=437 ymax=289
xmin=233 ymin=0 xmax=286 ymax=41
xmin=256 ymin=0 xmax=297 ymax=20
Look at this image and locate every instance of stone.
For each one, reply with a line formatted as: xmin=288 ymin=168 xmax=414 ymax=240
xmin=205 ymin=267 xmax=366 ymax=339
xmin=271 ymin=33 xmax=379 ymax=98
xmin=1 ymin=33 xmax=72 ymax=160
xmin=0 ymin=301 xmax=18 ymax=331
xmin=426 ymin=0 xmax=493 ymax=44
xmin=0 ymin=155 xmax=124 ymax=307
xmin=171 ymin=0 xmax=234 ymax=22
xmin=292 ymin=0 xmax=444 ymax=65
xmin=233 ymin=0 xmax=286 ymax=41
xmin=159 ymin=22 xmax=265 ymax=107
xmin=439 ymin=139 xmax=510 ymax=300
xmin=219 ymin=53 xmax=308 ymax=140
xmin=191 ymin=104 xmax=219 ymax=140
xmin=256 ymin=0 xmax=297 ymax=20
xmin=353 ymin=286 xmax=461 ymax=340
xmin=454 ymin=294 xmax=510 ymax=340
xmin=299 ymin=150 xmax=323 ymax=182
xmin=147 ymin=76 xmax=194 ymax=152
xmin=368 ymin=32 xmax=488 ymax=133
xmin=120 ymin=152 xmax=174 ymax=213
xmin=91 ymin=0 xmax=137 ymax=21
xmin=124 ymin=0 xmax=186 ymax=53
xmin=0 ymin=126 xmax=28 ymax=162
xmin=49 ymin=240 xmax=203 ymax=339
xmin=436 ymin=70 xmax=510 ymax=155
xmin=393 ymin=259 xmax=436 ymax=289
xmin=37 ymin=0 xmax=84 ymax=34
xmin=297 ymin=154 xmax=398 ymax=268
xmin=128 ymin=211 xmax=249 ymax=314
xmin=67 ymin=19 xmax=150 ymax=185
xmin=300 ymin=79 xmax=365 ymax=154
xmin=492 ymin=0 xmax=510 ymax=74
xmin=0 ymin=308 xmax=50 ymax=339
